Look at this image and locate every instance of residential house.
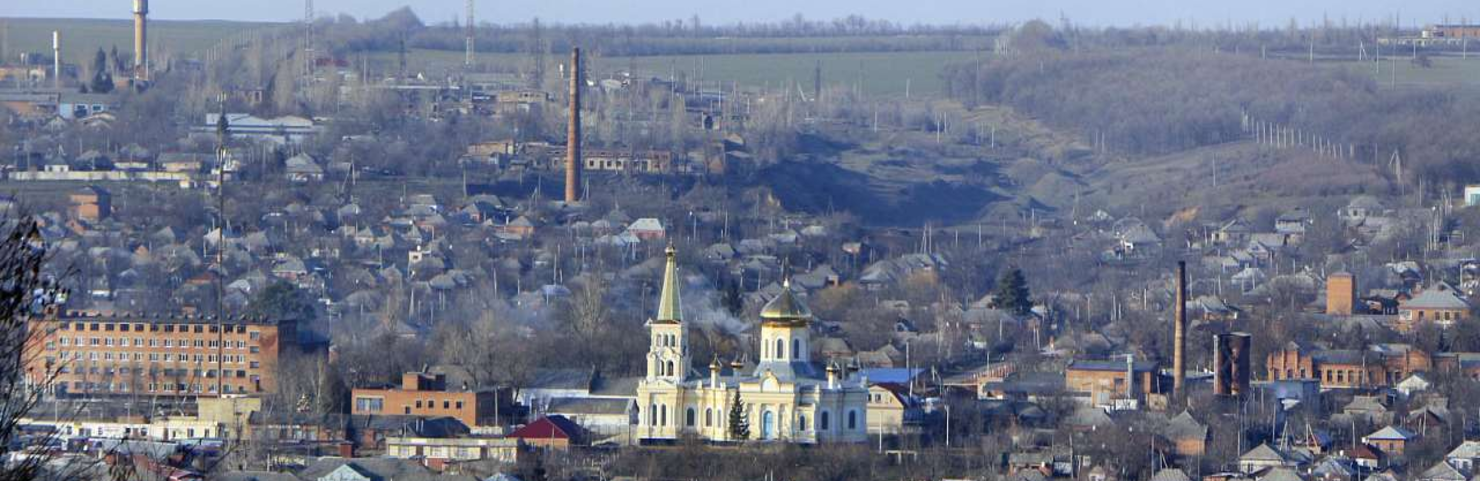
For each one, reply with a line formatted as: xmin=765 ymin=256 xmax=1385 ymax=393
xmin=1363 ymin=426 xmax=1418 ymax=456
xmin=1339 ymin=196 xmax=1387 ymax=224
xmin=626 ymin=218 xmax=666 ymax=241
xmin=1443 ymin=440 xmax=1480 ymax=474
xmin=865 ymin=382 xmax=919 ymax=435
xmin=285 ymin=154 xmax=324 ymax=182
xmin=1240 ymin=443 xmax=1310 ymax=473
xmin=1397 ymin=288 xmax=1470 ymax=330
xmin=1417 ymin=461 xmax=1466 ymax=481
xmin=385 ymin=436 xmax=525 ymax=465
xmin=507 ymin=415 xmax=584 ymax=449
xmin=1161 ymin=411 xmax=1209 ymax=457
xmin=68 ymin=185 xmax=111 ymax=221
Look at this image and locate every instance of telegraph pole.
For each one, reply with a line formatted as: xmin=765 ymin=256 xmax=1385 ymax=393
xmin=215 ymin=97 xmax=230 ymax=396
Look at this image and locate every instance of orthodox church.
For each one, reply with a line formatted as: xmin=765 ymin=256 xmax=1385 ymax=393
xmin=634 ymin=247 xmax=870 ymax=443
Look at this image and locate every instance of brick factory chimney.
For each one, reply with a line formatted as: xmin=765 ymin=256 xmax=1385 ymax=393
xmin=1173 ymin=260 xmax=1187 ymax=401
xmin=565 ymin=47 xmax=582 ymax=204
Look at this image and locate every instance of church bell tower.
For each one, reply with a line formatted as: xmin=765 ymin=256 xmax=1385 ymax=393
xmin=646 ymin=246 xmax=689 ymax=382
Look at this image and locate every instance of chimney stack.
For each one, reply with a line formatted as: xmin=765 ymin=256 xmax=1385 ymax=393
xmin=1214 ymin=332 xmax=1252 ymax=397
xmin=565 ymin=48 xmax=582 ymax=204
xmin=1173 ymin=260 xmax=1187 ymax=400
xmin=133 ymin=0 xmax=148 ymax=81
xmin=51 ymin=31 xmax=60 ymax=89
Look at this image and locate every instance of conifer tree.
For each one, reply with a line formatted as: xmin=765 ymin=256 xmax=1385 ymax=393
xmin=727 ymin=389 xmax=749 ymax=440
xmin=993 ymin=266 xmax=1032 ymax=315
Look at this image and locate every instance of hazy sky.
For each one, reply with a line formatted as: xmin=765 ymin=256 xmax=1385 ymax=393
xmin=2 ymin=0 xmax=1477 ymax=28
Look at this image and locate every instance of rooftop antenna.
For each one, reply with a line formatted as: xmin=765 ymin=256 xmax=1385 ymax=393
xmin=304 ymin=0 xmax=314 ymax=78
xmin=464 ymin=0 xmax=475 ymax=69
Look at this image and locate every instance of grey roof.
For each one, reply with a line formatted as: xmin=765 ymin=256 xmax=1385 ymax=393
xmin=1402 ymin=289 xmax=1470 ymax=310
xmin=527 ymin=369 xmax=593 ymax=391
xmin=1418 ymin=461 xmax=1466 ymax=481
xmin=1064 ymin=407 xmax=1113 ymax=428
xmin=1068 ymin=359 xmax=1156 ymax=373
xmin=1366 ymin=425 xmax=1417 ymax=441
xmin=545 ymin=397 xmax=632 ymax=416
xmin=1311 ymin=350 xmax=1365 ymax=365
xmin=1242 ymin=444 xmax=1294 ymax=463
xmin=1446 ymin=440 xmax=1480 ymax=460
xmin=216 ymin=472 xmax=300 ymax=481
xmin=1258 ymin=468 xmax=1304 ymax=481
xmin=1151 ymin=469 xmax=1192 ymax=481
xmin=590 ymin=376 xmax=641 ymax=397
xmin=297 ymin=458 xmax=474 ymax=481
xmin=1346 ymin=195 xmax=1385 ymax=211
xmin=753 ymin=360 xmax=822 ymax=381
xmin=1162 ymin=411 xmax=1208 ymax=441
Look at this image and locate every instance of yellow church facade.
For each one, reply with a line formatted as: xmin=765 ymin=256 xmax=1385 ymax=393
xmin=635 ymin=247 xmax=870 ymax=443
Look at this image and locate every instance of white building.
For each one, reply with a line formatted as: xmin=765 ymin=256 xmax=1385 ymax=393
xmin=633 ymin=247 xmax=870 ymax=444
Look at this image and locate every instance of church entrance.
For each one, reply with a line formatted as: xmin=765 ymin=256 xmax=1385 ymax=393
xmin=761 ymin=410 xmax=775 ymax=440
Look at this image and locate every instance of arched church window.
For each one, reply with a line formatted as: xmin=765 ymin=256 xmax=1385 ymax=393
xmin=847 ymin=410 xmax=858 ymax=430
xmin=686 ymin=408 xmax=696 ymax=427
xmin=705 ymin=408 xmax=713 ymax=427
xmin=819 ymin=411 xmax=830 ymax=430
xmin=799 ymin=414 xmax=808 ymax=431
xmin=666 ymin=361 xmax=675 ymax=377
xmin=776 ymin=338 xmax=785 ymax=359
xmin=660 ymin=405 xmax=668 ymax=426
xmin=792 ymin=339 xmax=801 ymax=359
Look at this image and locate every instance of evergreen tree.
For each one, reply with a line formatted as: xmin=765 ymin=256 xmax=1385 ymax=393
xmin=993 ymin=266 xmax=1032 ymax=315
xmin=89 ymin=48 xmax=113 ymax=93
xmin=727 ymin=389 xmax=749 ymax=440
xmin=722 ymin=277 xmax=744 ymax=316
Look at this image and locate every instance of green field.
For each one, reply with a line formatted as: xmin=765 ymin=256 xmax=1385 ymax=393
xmin=372 ymin=49 xmax=980 ymax=98
xmin=1 ymin=17 xmax=278 ymax=64
xmin=1354 ymin=56 xmax=1480 ymax=90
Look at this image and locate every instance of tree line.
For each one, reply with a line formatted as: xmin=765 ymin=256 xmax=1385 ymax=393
xmin=316 ymin=8 xmax=1000 ymax=59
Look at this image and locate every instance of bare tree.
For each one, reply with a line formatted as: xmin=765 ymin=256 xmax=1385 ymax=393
xmin=1 ymin=215 xmax=72 ymax=481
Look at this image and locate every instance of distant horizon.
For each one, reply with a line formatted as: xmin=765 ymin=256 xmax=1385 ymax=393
xmin=2 ymin=1 xmax=1478 ymax=30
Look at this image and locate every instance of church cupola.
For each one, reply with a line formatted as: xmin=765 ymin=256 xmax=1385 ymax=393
xmin=757 ymin=279 xmax=813 ymax=366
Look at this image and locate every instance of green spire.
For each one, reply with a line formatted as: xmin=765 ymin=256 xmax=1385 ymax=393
xmin=655 ymin=245 xmax=682 ymax=323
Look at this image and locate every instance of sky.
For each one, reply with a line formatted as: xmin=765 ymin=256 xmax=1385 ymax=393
xmin=2 ymin=0 xmax=1477 ymax=28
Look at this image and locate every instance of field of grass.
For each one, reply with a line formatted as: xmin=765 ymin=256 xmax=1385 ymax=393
xmin=372 ymin=49 xmax=979 ymax=98
xmin=1 ymin=17 xmax=277 ymax=64
xmin=1352 ymin=56 xmax=1480 ymax=90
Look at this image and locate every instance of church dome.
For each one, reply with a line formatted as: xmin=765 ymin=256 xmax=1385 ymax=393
xmin=760 ymin=280 xmax=811 ymax=323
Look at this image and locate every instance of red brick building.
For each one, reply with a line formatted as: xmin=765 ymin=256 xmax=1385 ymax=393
xmin=351 ymin=372 xmax=502 ymax=427
xmin=25 ymin=310 xmax=305 ymax=397
xmin=1266 ymin=343 xmax=1431 ymax=389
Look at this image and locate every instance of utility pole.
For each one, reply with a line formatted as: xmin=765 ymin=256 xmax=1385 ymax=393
xmin=215 ymin=95 xmax=230 ymax=397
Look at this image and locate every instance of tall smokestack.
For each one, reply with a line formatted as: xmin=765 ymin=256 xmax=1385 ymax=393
xmin=565 ymin=47 xmax=582 ymax=204
xmin=133 ymin=0 xmax=148 ymax=80
xmin=1173 ymin=260 xmax=1187 ymax=401
xmin=52 ymin=31 xmax=60 ymax=89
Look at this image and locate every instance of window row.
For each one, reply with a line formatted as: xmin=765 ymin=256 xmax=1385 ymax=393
xmin=61 ymin=322 xmax=254 ymax=335
xmin=58 ymin=337 xmax=254 ymax=349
